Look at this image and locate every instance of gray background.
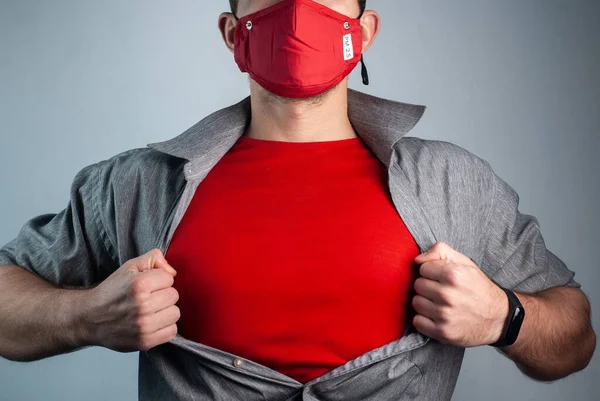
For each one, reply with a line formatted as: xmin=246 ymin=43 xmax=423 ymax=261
xmin=0 ymin=0 xmax=598 ymax=400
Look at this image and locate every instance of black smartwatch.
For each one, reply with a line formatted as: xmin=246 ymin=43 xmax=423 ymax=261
xmin=490 ymin=287 xmax=525 ymax=347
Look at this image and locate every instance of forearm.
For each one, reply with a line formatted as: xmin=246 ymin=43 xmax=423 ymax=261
xmin=0 ymin=265 xmax=92 ymax=362
xmin=496 ymin=286 xmax=596 ymax=381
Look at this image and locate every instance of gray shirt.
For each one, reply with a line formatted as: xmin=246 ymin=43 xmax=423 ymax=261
xmin=0 ymin=89 xmax=580 ymax=400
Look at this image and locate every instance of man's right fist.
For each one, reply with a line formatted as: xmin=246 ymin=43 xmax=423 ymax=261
xmin=84 ymin=248 xmax=180 ymax=352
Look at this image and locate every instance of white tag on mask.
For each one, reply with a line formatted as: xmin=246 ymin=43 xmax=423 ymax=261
xmin=343 ymin=34 xmax=354 ymax=61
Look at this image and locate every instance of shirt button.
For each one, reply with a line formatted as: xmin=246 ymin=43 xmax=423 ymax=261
xmin=233 ymin=358 xmax=243 ymax=368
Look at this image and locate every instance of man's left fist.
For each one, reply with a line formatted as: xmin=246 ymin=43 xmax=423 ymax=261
xmin=412 ymin=241 xmax=509 ymax=348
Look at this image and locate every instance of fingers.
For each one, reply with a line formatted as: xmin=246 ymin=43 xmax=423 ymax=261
xmin=135 ymin=249 xmax=177 ymax=277
xmin=140 ymin=287 xmax=179 ymax=315
xmin=418 ymin=260 xmax=448 ymax=282
xmin=139 ymin=324 xmax=179 ymax=351
xmin=149 ymin=249 xmax=178 ymax=277
xmin=412 ymin=294 xmax=440 ymax=321
xmin=413 ymin=277 xmax=445 ymax=304
xmin=414 ymin=241 xmax=476 ymax=268
xmin=140 ymin=305 xmax=181 ymax=335
xmin=413 ymin=314 xmax=437 ymax=338
xmin=136 ymin=268 xmax=175 ymax=293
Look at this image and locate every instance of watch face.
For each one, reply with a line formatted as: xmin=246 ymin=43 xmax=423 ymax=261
xmin=513 ymin=306 xmax=522 ymax=319
xmin=507 ymin=305 xmax=525 ymax=345
xmin=491 ymin=288 xmax=526 ymax=347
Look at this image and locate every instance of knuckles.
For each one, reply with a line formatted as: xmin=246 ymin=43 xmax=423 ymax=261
xmin=437 ymin=305 xmax=452 ymax=323
xmin=442 ymin=267 xmax=460 ymax=286
xmin=135 ymin=315 xmax=150 ymax=334
xmin=442 ymin=264 xmax=470 ymax=287
xmin=132 ymin=277 xmax=149 ymax=294
xmin=437 ymin=325 xmax=459 ymax=343
xmin=437 ymin=288 xmax=454 ymax=306
xmin=429 ymin=241 xmax=450 ymax=254
xmin=429 ymin=241 xmax=445 ymax=251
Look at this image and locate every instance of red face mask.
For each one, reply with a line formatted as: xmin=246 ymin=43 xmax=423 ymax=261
xmin=233 ymin=0 xmax=369 ymax=99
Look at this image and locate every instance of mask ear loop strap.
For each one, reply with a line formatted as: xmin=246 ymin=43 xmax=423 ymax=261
xmin=360 ymin=56 xmax=369 ymax=86
xmin=357 ymin=7 xmax=369 ymax=85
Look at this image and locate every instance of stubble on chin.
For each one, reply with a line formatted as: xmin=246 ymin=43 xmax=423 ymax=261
xmin=250 ymin=78 xmax=340 ymax=108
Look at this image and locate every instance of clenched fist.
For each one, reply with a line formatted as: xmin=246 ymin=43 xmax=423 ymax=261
xmin=411 ymin=242 xmax=509 ymax=348
xmin=83 ymin=248 xmax=180 ymax=352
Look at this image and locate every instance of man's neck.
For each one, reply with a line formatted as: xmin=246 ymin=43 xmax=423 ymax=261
xmin=245 ymin=80 xmax=358 ymax=143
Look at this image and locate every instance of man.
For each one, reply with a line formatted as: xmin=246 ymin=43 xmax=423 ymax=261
xmin=0 ymin=0 xmax=595 ymax=400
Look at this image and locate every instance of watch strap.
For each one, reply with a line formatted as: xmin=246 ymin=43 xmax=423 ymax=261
xmin=490 ymin=287 xmax=525 ymax=347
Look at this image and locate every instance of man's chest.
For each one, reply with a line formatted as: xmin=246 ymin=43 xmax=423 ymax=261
xmin=161 ymin=143 xmax=422 ymax=381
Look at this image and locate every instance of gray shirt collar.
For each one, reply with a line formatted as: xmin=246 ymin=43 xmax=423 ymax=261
xmin=147 ymin=89 xmax=426 ymax=177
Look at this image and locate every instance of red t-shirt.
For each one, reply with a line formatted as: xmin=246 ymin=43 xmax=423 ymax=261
xmin=165 ymin=135 xmax=420 ymax=383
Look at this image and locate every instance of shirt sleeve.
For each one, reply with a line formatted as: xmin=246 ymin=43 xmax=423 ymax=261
xmin=480 ymin=161 xmax=581 ymax=293
xmin=0 ymin=161 xmax=119 ymax=287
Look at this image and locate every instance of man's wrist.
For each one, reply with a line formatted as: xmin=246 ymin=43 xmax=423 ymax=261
xmin=489 ymin=285 xmax=510 ymax=344
xmin=57 ymin=288 xmax=96 ymax=349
